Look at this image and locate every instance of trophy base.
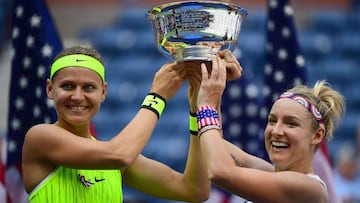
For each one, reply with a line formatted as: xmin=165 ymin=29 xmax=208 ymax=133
xmin=175 ymin=46 xmax=219 ymax=62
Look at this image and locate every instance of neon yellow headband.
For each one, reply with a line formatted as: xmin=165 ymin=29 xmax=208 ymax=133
xmin=50 ymin=54 xmax=105 ymax=82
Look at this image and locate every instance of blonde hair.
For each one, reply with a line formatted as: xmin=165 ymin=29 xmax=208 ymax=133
xmin=287 ymin=80 xmax=346 ymax=140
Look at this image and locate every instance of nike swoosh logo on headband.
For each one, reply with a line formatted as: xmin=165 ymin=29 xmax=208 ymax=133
xmin=76 ymin=59 xmax=87 ymax=62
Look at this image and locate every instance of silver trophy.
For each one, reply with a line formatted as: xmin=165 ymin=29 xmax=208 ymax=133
xmin=147 ymin=1 xmax=248 ymax=62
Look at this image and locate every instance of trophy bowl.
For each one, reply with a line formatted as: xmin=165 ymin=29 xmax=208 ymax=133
xmin=146 ymin=1 xmax=248 ymax=62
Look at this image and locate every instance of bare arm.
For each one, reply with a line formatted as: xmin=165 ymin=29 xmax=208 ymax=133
xmin=123 ymin=135 xmax=209 ymax=202
xmin=23 ymin=62 xmax=186 ymax=170
xmin=22 ymin=62 xmax=188 ymax=193
xmin=197 ymin=55 xmax=328 ymax=203
xmin=121 ymin=64 xmax=211 ymax=202
xmin=224 ymin=139 xmax=274 ymax=171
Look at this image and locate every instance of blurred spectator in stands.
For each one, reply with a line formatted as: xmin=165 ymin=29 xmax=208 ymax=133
xmin=333 ymin=142 xmax=360 ymax=203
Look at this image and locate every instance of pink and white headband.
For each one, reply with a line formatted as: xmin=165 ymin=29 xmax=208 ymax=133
xmin=279 ymin=92 xmax=325 ymax=129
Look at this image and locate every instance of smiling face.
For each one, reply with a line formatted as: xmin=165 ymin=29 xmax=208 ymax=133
xmin=46 ymin=66 xmax=107 ymax=128
xmin=264 ymin=98 xmax=323 ymax=172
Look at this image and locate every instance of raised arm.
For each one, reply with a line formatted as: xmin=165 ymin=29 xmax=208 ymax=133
xmin=23 ymin=62 xmax=186 ymax=171
xmin=224 ymin=139 xmax=274 ymax=171
xmin=196 ymin=55 xmax=328 ymax=203
xmin=121 ymin=61 xmax=211 ymax=202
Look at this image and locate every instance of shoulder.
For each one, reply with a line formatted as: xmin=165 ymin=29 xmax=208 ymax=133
xmin=26 ymin=123 xmax=54 ymax=133
xmin=24 ymin=124 xmax=65 ymax=148
xmin=277 ymin=171 xmax=327 ymax=187
xmin=25 ymin=124 xmax=68 ymax=139
xmin=276 ymin=171 xmax=328 ymax=202
xmin=307 ymin=174 xmax=327 ymax=190
xmin=25 ymin=124 xmax=54 ymax=140
xmin=27 ymin=123 xmax=57 ymax=132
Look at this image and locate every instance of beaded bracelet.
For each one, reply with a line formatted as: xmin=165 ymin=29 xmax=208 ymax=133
xmin=198 ymin=125 xmax=221 ymax=137
xmin=189 ymin=112 xmax=198 ymax=135
xmin=140 ymin=92 xmax=166 ymax=119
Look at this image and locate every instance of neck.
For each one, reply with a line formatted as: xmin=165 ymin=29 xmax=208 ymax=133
xmin=274 ymin=158 xmax=314 ymax=174
xmin=54 ymin=120 xmax=92 ymax=138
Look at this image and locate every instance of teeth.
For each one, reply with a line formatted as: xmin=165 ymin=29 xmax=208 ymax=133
xmin=272 ymin=141 xmax=289 ymax=148
xmin=70 ymin=106 xmax=86 ymax=111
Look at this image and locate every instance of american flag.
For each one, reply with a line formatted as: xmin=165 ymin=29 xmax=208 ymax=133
xmin=3 ymin=0 xmax=62 ymax=202
xmin=260 ymin=0 xmax=306 ymax=119
xmin=221 ymin=53 xmax=266 ymax=160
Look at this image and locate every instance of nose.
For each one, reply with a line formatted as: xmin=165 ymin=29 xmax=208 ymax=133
xmin=270 ymin=122 xmax=284 ymax=136
xmin=71 ymin=87 xmax=84 ymax=100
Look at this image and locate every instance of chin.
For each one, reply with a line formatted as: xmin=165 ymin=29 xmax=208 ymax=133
xmin=269 ymin=155 xmax=286 ymax=166
xmin=67 ymin=116 xmax=90 ymax=125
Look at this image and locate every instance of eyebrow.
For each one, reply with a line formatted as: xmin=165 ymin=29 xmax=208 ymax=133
xmin=268 ymin=113 xmax=301 ymax=120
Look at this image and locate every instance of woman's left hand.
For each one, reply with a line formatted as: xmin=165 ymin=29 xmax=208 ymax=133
xmin=218 ymin=49 xmax=243 ymax=81
xmin=197 ymin=56 xmax=227 ymax=109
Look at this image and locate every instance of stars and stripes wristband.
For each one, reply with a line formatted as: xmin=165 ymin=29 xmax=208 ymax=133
xmin=140 ymin=92 xmax=166 ymax=119
xmin=189 ymin=112 xmax=198 ymax=135
xmin=196 ymin=105 xmax=221 ymax=136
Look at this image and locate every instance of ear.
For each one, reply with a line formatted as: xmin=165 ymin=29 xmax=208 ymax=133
xmin=100 ymin=82 xmax=108 ymax=102
xmin=311 ymin=126 xmax=326 ymax=145
xmin=46 ymin=79 xmax=54 ymax=99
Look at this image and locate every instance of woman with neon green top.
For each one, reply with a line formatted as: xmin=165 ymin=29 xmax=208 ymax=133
xmin=21 ymin=45 xmax=243 ymax=202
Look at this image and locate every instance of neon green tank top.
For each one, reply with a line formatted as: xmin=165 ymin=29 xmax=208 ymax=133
xmin=28 ymin=166 xmax=123 ymax=203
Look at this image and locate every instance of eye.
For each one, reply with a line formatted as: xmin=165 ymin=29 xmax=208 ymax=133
xmin=61 ymin=83 xmax=74 ymax=90
xmin=286 ymin=120 xmax=298 ymax=128
xmin=268 ymin=117 xmax=276 ymax=125
xmin=84 ymin=84 xmax=96 ymax=92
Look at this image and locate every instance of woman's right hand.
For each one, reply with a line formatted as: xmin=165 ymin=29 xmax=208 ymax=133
xmin=150 ymin=62 xmax=186 ymax=101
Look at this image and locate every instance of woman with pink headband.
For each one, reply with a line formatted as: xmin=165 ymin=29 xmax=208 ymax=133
xmin=193 ymin=60 xmax=346 ymax=202
xmin=21 ymin=45 xmax=243 ymax=203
